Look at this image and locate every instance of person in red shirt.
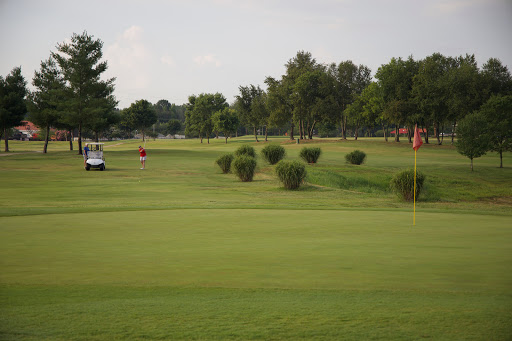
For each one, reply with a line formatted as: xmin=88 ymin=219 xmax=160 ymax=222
xmin=138 ymin=146 xmax=147 ymax=169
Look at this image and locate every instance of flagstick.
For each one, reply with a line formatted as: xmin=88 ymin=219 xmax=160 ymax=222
xmin=413 ymin=149 xmax=417 ymax=226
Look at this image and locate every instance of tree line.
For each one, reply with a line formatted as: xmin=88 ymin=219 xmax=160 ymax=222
xmin=184 ymin=51 xmax=511 ymax=167
xmin=1 ymin=32 xmax=510 ymax=159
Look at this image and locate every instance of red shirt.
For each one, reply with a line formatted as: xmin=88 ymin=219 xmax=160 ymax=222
xmin=139 ymin=148 xmax=146 ymax=157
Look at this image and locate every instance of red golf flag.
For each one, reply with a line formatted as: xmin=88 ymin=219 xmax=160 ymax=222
xmin=413 ymin=125 xmax=423 ymax=151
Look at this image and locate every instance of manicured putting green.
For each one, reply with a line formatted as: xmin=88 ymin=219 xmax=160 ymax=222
xmin=1 ymin=209 xmax=511 ymax=292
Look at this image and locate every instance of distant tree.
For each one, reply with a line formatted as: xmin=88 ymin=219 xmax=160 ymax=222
xmin=360 ymin=82 xmax=386 ymax=140
xmin=52 ymin=31 xmax=116 ymax=155
xmin=124 ymin=99 xmax=157 ymax=141
xmin=344 ymin=95 xmax=364 ymax=140
xmin=185 ymin=93 xmax=227 ymax=143
xmin=481 ymin=58 xmax=512 ymax=99
xmin=329 ymin=61 xmax=372 ymax=139
xmin=455 ymin=112 xmax=491 ymax=171
xmin=376 ymin=56 xmax=419 ymax=142
xmin=212 ymin=108 xmax=239 ymax=143
xmin=265 ymin=76 xmax=294 ymax=139
xmin=284 ymin=51 xmax=321 ymax=140
xmin=478 ymin=95 xmax=512 ymax=168
xmin=412 ymin=53 xmax=453 ymax=144
xmin=0 ymin=67 xmax=28 ymax=152
xmin=88 ymin=103 xmax=120 ymax=142
xmin=27 ymin=56 xmax=66 ymax=153
xmin=292 ymin=69 xmax=327 ymax=140
xmin=236 ymin=85 xmax=266 ymax=142
xmin=446 ymin=54 xmax=483 ymax=144
xmin=166 ymin=119 xmax=182 ymax=136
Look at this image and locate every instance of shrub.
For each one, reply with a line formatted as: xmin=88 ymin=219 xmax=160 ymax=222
xmin=215 ymin=153 xmax=234 ymax=174
xmin=299 ymin=147 xmax=322 ymax=164
xmin=261 ymin=144 xmax=286 ymax=165
xmin=275 ymin=160 xmax=307 ymax=190
xmin=390 ymin=169 xmax=426 ymax=201
xmin=232 ymin=155 xmax=257 ymax=182
xmin=345 ymin=150 xmax=367 ymax=165
xmin=235 ymin=144 xmax=256 ymax=158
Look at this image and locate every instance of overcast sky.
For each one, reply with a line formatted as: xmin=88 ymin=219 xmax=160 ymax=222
xmin=1 ymin=0 xmax=511 ymax=109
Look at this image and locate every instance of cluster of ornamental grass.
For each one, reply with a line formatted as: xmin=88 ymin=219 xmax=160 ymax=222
xmin=215 ymin=153 xmax=234 ymax=174
xmin=234 ymin=144 xmax=256 ymax=158
xmin=299 ymin=147 xmax=322 ymax=164
xmin=232 ymin=154 xmax=257 ymax=182
xmin=345 ymin=150 xmax=367 ymax=165
xmin=275 ymin=160 xmax=307 ymax=190
xmin=390 ymin=168 xmax=426 ymax=201
xmin=261 ymin=144 xmax=286 ymax=165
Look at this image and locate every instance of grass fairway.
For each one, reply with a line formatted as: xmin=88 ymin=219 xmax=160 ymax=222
xmin=1 ymin=138 xmax=511 ymax=340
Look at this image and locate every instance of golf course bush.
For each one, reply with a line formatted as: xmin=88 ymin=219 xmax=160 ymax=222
xmin=275 ymin=160 xmax=307 ymax=189
xmin=232 ymin=154 xmax=257 ymax=182
xmin=345 ymin=150 xmax=367 ymax=165
xmin=299 ymin=147 xmax=322 ymax=164
xmin=235 ymin=144 xmax=256 ymax=158
xmin=261 ymin=144 xmax=286 ymax=165
xmin=215 ymin=153 xmax=234 ymax=173
xmin=390 ymin=168 xmax=426 ymax=201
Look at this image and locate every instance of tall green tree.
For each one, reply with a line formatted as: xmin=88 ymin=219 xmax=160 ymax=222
xmin=52 ymin=31 xmax=116 ymax=154
xmin=166 ymin=119 xmax=182 ymax=136
xmin=478 ymin=95 xmax=512 ymax=168
xmin=412 ymin=53 xmax=454 ymax=144
xmin=265 ymin=76 xmax=294 ymax=139
xmin=446 ymin=54 xmax=483 ymax=144
xmin=236 ymin=85 xmax=266 ymax=142
xmin=481 ymin=58 xmax=512 ymax=99
xmin=328 ymin=61 xmax=372 ymax=139
xmin=185 ymin=93 xmax=227 ymax=143
xmin=0 ymin=67 xmax=28 ymax=152
xmin=27 ymin=56 xmax=66 ymax=153
xmin=376 ymin=56 xmax=419 ymax=142
xmin=284 ymin=51 xmax=322 ymax=140
xmin=291 ymin=69 xmax=326 ymax=140
xmin=455 ymin=111 xmax=491 ymax=171
xmin=212 ymin=108 xmax=239 ymax=143
xmin=123 ymin=99 xmax=157 ymax=141
xmin=361 ymin=82 xmax=386 ymax=140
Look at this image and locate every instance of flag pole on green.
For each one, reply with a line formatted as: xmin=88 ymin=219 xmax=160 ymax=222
xmin=412 ymin=125 xmax=423 ymax=226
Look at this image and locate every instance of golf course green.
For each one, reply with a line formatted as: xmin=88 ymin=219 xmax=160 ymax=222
xmin=1 ymin=137 xmax=511 ymax=340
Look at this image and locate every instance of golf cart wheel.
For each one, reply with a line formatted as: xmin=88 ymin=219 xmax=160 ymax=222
xmin=85 ymin=165 xmax=91 ymax=171
xmin=99 ymin=164 xmax=105 ymax=171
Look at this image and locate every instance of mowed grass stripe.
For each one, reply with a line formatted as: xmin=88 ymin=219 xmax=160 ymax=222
xmin=1 ymin=285 xmax=510 ymax=340
xmin=1 ymin=209 xmax=511 ymax=292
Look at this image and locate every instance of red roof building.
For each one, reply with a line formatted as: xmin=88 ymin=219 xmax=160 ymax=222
xmin=14 ymin=121 xmax=39 ymax=138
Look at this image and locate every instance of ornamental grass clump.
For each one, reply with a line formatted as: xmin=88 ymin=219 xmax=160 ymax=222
xmin=390 ymin=168 xmax=425 ymax=201
xmin=232 ymin=155 xmax=257 ymax=182
xmin=235 ymin=144 xmax=256 ymax=158
xmin=261 ymin=144 xmax=286 ymax=165
xmin=275 ymin=160 xmax=307 ymax=190
xmin=299 ymin=147 xmax=322 ymax=164
xmin=345 ymin=150 xmax=367 ymax=165
xmin=215 ymin=153 xmax=234 ymax=174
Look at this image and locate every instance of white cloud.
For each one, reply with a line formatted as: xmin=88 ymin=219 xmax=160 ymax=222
xmin=104 ymin=25 xmax=151 ymax=90
xmin=429 ymin=0 xmax=491 ymax=14
xmin=160 ymin=55 xmax=176 ymax=66
xmin=193 ymin=54 xmax=222 ymax=67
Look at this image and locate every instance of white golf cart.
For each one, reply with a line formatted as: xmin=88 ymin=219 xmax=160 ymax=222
xmin=85 ymin=143 xmax=106 ymax=171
